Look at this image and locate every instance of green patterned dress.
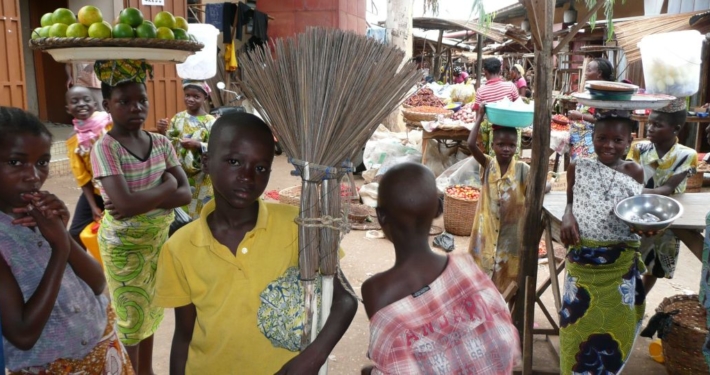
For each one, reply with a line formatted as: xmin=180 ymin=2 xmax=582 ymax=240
xmin=167 ymin=111 xmax=216 ymax=219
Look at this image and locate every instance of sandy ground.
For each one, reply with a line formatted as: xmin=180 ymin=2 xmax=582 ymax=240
xmin=41 ymin=133 xmax=704 ymax=374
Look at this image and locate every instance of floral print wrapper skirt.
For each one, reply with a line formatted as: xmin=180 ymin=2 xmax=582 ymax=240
xmin=98 ymin=211 xmax=173 ymax=346
xmin=560 ymin=240 xmax=645 ymax=374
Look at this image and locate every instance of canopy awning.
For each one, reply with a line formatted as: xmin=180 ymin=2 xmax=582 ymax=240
xmin=614 ymin=11 xmax=710 ymax=63
xmin=412 ymin=17 xmax=529 ymax=45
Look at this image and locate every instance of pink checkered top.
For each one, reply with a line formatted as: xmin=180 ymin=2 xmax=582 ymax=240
xmin=368 ymin=253 xmax=521 ymax=375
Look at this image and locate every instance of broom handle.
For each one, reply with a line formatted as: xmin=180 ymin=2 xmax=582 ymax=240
xmin=319 ymin=275 xmax=334 ymax=375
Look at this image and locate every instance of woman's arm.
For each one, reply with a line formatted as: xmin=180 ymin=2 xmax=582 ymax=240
xmin=642 ymin=172 xmax=688 ymax=196
xmin=99 ymin=172 xmax=178 ymax=218
xmin=466 ymin=106 xmax=489 ymax=168
xmin=80 ymin=182 xmax=103 ymax=222
xmin=568 ymin=110 xmax=596 ymax=123
xmin=560 ymin=162 xmax=580 ymax=246
xmin=157 ymin=166 xmax=192 ymax=210
xmin=0 ymin=199 xmax=72 ymax=350
xmin=67 ymin=238 xmax=106 ymax=295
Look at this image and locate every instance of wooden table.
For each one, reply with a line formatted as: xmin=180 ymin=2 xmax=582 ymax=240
xmin=406 ymin=124 xmax=471 ymax=164
xmin=633 ymin=114 xmax=710 ymax=152
xmin=531 ymin=191 xmax=709 ymax=360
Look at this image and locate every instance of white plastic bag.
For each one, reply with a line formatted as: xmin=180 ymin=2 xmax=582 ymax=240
xmin=177 ymin=24 xmax=219 ymax=80
xmin=435 ymin=157 xmax=482 ymax=193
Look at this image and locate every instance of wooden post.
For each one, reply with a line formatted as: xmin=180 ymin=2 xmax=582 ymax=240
xmin=432 ymin=30 xmax=444 ymax=81
xmin=383 ymin=0 xmax=413 ymax=131
xmin=475 ymin=33 xmax=483 ymax=89
xmin=513 ymin=0 xmax=554 ymax=371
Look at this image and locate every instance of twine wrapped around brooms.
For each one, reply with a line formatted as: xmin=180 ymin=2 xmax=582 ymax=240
xmin=238 ymin=28 xmax=421 ymax=373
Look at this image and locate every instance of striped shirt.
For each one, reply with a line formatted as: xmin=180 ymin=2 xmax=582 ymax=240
xmin=473 ymin=77 xmax=520 ymax=111
xmin=91 ymin=131 xmax=180 ymax=217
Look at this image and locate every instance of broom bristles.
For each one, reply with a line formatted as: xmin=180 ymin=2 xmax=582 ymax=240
xmin=237 ymin=27 xmax=422 ymax=281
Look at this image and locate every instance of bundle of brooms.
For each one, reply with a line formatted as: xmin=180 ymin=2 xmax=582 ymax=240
xmin=238 ymin=28 xmax=421 ymax=373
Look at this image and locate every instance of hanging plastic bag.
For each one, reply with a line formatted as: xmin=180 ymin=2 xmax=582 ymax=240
xmin=435 ymin=157 xmax=482 ymax=193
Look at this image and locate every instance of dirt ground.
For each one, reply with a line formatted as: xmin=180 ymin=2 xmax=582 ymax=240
xmin=43 ymin=149 xmax=704 ymax=374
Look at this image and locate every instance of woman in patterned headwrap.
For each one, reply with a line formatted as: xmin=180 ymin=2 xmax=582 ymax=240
xmin=156 ymin=80 xmax=215 ymax=219
xmin=90 ymin=60 xmax=192 ymax=374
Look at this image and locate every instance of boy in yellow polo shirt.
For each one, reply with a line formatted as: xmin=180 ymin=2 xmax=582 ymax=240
xmin=154 ymin=113 xmax=358 ymax=375
xmin=65 ymin=85 xmax=111 ymax=246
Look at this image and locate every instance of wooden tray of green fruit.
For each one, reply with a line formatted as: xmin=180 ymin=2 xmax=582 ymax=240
xmin=29 ymin=6 xmax=203 ymax=63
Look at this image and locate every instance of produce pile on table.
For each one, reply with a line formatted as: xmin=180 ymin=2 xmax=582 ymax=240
xmin=451 ymin=104 xmax=476 ymax=123
xmin=446 ymin=185 xmax=480 ymax=201
xmin=405 ymin=87 xmax=445 ymax=107
xmin=551 ymin=114 xmax=569 ymax=131
xmin=32 ymin=6 xmax=193 ymax=41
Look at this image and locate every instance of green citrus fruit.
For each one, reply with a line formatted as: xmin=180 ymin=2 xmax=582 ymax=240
xmin=48 ymin=23 xmax=69 ymax=38
xmin=172 ymin=28 xmax=188 ymax=40
xmin=88 ymin=22 xmax=112 ymax=38
xmin=174 ymin=16 xmax=188 ymax=31
xmin=112 ymin=23 xmax=135 ymax=38
xmin=135 ymin=22 xmax=157 ymax=38
xmin=51 ymin=8 xmax=76 ymax=26
xmin=39 ymin=26 xmax=51 ymax=38
xmin=31 ymin=27 xmax=42 ymax=39
xmin=40 ymin=13 xmax=54 ymax=27
xmin=102 ymin=20 xmax=112 ymax=29
xmin=78 ymin=6 xmax=103 ymax=27
xmin=156 ymin=27 xmax=174 ymax=40
xmin=66 ymin=23 xmax=88 ymax=38
xmin=153 ymin=11 xmax=175 ymax=29
xmin=119 ymin=7 xmax=144 ymax=28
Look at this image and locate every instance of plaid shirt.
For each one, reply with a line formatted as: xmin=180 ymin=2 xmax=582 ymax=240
xmin=368 ymin=254 xmax=521 ymax=374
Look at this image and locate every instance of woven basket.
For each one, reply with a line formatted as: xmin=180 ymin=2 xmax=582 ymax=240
xmin=687 ymin=172 xmax=703 ymax=191
xmin=401 ymin=108 xmax=453 ymax=122
xmin=278 ymin=186 xmax=301 ymax=207
xmin=657 ymin=294 xmax=709 ymax=375
xmin=443 ymin=187 xmax=479 ymax=236
xmin=28 ymin=37 xmax=204 ymax=51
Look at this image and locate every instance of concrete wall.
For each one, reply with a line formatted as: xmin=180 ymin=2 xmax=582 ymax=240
xmin=257 ymin=0 xmax=367 ymax=40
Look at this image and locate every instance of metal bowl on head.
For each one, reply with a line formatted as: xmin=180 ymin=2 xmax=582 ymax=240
xmin=614 ymin=194 xmax=683 ymax=232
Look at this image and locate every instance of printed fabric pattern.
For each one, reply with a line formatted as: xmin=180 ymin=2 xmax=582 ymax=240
xmin=468 ymin=155 xmax=529 ymax=292
xmin=167 ymin=111 xmax=216 ymax=219
xmin=98 ymin=210 xmax=173 ymax=346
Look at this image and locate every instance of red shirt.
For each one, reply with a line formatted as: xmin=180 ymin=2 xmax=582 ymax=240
xmin=473 ymin=77 xmax=520 ymax=111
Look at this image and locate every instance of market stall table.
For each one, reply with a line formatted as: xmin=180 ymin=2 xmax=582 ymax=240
xmin=406 ymin=123 xmax=471 ymax=164
xmin=533 ymin=191 xmax=710 ymax=349
xmin=633 ymin=114 xmax=710 ymax=152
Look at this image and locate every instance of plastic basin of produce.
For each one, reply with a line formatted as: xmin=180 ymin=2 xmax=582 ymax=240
xmin=485 ymin=101 xmax=534 ymax=128
xmin=639 ymin=30 xmax=704 ymax=97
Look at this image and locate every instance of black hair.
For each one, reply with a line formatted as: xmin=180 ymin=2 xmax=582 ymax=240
xmin=524 ymin=89 xmax=532 ymax=98
xmin=594 ymin=116 xmax=635 ymax=136
xmin=101 ymin=81 xmax=146 ymax=102
xmin=208 ymin=112 xmax=274 ymax=151
xmin=0 ymin=106 xmax=52 ymax=143
xmin=492 ymin=126 xmax=518 ymax=139
xmin=592 ymin=58 xmax=614 ymax=81
xmin=412 ymin=56 xmax=424 ymax=64
xmin=652 ymin=110 xmax=687 ymax=130
xmin=482 ymin=58 xmax=502 ymax=75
